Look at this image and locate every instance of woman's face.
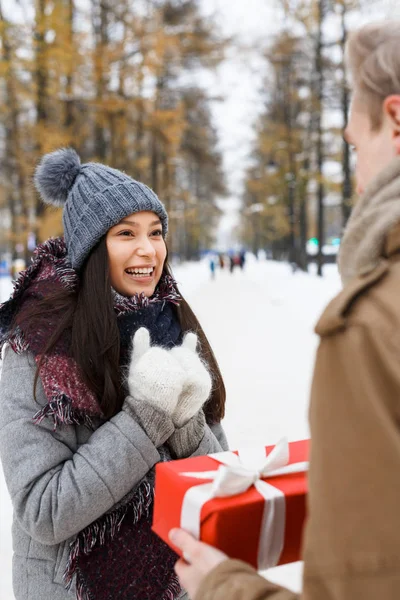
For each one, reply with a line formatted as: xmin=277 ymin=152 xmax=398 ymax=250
xmin=106 ymin=211 xmax=167 ymax=297
xmin=345 ymin=94 xmax=400 ymax=195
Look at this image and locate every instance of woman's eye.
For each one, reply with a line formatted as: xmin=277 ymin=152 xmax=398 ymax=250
xmin=118 ymin=230 xmax=134 ymax=237
xmin=151 ymin=230 xmax=162 ymax=237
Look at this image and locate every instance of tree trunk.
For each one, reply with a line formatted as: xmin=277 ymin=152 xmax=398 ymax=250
xmin=315 ymin=0 xmax=326 ymax=277
xmin=0 ymin=2 xmax=27 ymax=263
xmin=340 ymin=3 xmax=353 ymax=227
xmin=34 ymin=0 xmax=49 ymax=221
xmin=151 ymin=74 xmax=165 ymax=194
xmin=135 ymin=88 xmax=145 ymax=179
xmin=281 ymin=62 xmax=297 ymax=266
xmin=92 ymin=0 xmax=109 ymax=160
xmin=64 ymin=0 xmax=74 ymax=130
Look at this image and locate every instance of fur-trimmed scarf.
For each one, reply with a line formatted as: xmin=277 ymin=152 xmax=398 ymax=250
xmin=339 ymin=156 xmax=400 ymax=286
xmin=0 ymin=238 xmax=183 ymax=600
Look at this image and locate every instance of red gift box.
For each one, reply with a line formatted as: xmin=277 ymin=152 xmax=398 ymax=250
xmin=152 ymin=439 xmax=309 ymax=570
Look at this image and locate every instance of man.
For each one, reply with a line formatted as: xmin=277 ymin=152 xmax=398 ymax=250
xmin=170 ymin=21 xmax=400 ymax=600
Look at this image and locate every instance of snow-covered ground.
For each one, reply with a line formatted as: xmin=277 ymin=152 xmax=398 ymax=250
xmin=0 ymin=256 xmax=341 ymax=599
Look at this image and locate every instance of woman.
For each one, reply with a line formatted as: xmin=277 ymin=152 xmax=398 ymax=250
xmin=170 ymin=20 xmax=400 ymax=600
xmin=0 ymin=148 xmax=228 ymax=600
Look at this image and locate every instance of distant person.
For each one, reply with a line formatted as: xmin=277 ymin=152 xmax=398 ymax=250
xmin=0 ymin=148 xmax=228 ymax=600
xmin=229 ymin=253 xmax=241 ymax=273
xmin=209 ymin=255 xmax=216 ymax=280
xmin=229 ymin=254 xmax=235 ymax=273
xmin=218 ymin=253 xmax=225 ymax=269
xmin=170 ymin=21 xmax=400 ymax=600
xmin=233 ymin=254 xmax=241 ymax=269
xmin=239 ymin=250 xmax=246 ymax=270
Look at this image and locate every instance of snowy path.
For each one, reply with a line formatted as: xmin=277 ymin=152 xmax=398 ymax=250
xmin=0 ymin=257 xmax=341 ymax=598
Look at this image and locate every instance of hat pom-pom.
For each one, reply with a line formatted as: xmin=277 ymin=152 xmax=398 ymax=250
xmin=34 ymin=147 xmax=81 ymax=207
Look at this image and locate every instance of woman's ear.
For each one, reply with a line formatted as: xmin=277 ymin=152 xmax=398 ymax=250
xmin=384 ymin=95 xmax=400 ymax=154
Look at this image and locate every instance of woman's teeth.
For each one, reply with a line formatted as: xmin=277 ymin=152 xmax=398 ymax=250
xmin=126 ymin=267 xmax=154 ymax=277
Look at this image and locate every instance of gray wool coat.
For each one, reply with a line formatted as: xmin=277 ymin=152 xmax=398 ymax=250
xmin=0 ymin=346 xmax=228 ymax=600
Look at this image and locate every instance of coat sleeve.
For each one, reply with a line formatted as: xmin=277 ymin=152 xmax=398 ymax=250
xmin=197 ymin=560 xmax=298 ymax=600
xmin=196 ymin=322 xmax=400 ymax=600
xmin=0 ymin=347 xmax=161 ymax=546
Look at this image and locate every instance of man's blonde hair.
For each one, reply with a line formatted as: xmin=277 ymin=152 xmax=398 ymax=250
xmin=346 ymin=21 xmax=400 ymax=130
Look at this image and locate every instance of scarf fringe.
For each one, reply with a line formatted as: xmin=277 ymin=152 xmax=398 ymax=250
xmin=4 ymin=238 xmax=75 ymax=309
xmin=33 ymin=395 xmax=94 ymax=431
xmin=6 ymin=328 xmax=30 ymax=355
xmin=63 ymin=480 xmax=153 ymax=590
xmin=161 ymin=577 xmax=182 ymax=600
xmin=74 ymin=570 xmax=95 ymax=600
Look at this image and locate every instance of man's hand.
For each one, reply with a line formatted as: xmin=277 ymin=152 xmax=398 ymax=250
xmin=169 ymin=528 xmax=228 ymax=599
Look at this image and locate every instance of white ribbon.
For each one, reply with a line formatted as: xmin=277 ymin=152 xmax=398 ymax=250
xmin=180 ymin=438 xmax=308 ymax=570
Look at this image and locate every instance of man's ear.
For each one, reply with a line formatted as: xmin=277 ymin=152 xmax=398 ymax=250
xmin=384 ymin=95 xmax=400 ymax=154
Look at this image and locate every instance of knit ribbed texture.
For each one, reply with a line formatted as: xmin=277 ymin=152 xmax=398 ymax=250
xmin=168 ymin=410 xmax=206 ymax=458
xmin=123 ymin=396 xmax=175 ymax=448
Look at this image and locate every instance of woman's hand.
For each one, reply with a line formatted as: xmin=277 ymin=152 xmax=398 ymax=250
xmin=127 ymin=327 xmax=186 ymax=415
xmin=170 ymin=332 xmax=212 ymax=427
xmin=169 ymin=528 xmax=228 ymax=600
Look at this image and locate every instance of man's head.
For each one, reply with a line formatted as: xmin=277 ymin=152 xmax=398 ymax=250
xmin=345 ymin=22 xmax=400 ymax=195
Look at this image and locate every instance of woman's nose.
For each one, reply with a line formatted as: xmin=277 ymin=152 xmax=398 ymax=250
xmin=136 ymin=235 xmax=156 ymax=256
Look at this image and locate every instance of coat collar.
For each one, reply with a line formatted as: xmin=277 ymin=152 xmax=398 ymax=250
xmin=384 ymin=222 xmax=400 ymax=259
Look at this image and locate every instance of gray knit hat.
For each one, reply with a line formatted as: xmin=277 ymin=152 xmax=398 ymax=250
xmin=34 ymin=148 xmax=168 ymax=269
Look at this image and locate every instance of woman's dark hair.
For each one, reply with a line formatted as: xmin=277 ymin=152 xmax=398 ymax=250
xmin=14 ymin=238 xmax=225 ymax=422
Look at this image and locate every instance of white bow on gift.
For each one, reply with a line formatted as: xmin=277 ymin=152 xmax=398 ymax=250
xmin=180 ymin=438 xmax=309 ymax=570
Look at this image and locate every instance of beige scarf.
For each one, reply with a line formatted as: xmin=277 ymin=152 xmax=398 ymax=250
xmin=338 ymin=156 xmax=400 ymax=286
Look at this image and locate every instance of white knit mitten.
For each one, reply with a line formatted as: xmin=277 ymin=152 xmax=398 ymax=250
xmin=127 ymin=328 xmax=185 ymax=415
xmin=170 ymin=332 xmax=212 ymax=427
